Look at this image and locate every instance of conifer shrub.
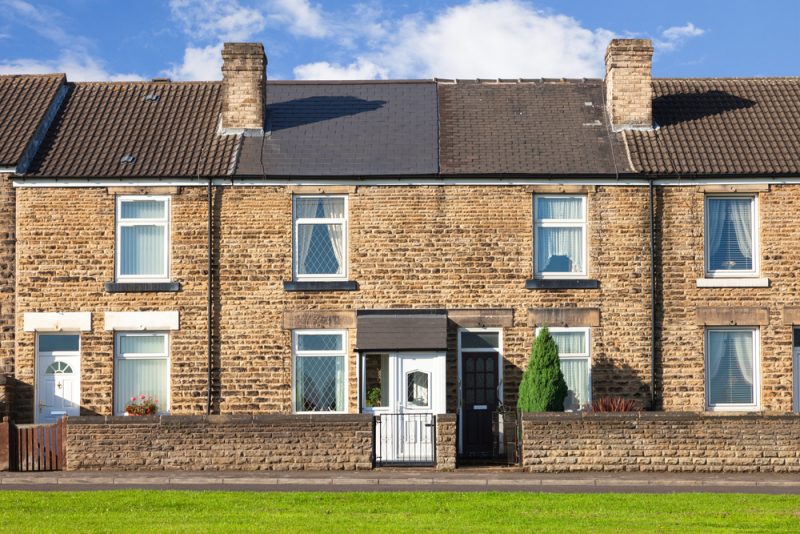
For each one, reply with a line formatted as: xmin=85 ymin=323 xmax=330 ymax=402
xmin=517 ymin=327 xmax=568 ymax=412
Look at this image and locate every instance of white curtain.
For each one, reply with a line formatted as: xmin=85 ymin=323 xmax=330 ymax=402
xmin=114 ymin=358 xmax=167 ymax=414
xmin=121 ymin=225 xmax=165 ymax=276
xmin=729 ymin=200 xmax=753 ymax=260
xmin=536 ymin=197 xmax=582 ymax=219
xmin=708 ymin=330 xmax=754 ymax=405
xmin=551 ymin=331 xmax=586 ymax=355
xmin=335 ymin=356 xmax=345 ymax=411
xmin=536 ymin=227 xmax=583 ymax=273
xmin=560 ymin=358 xmax=589 ymax=410
xmin=707 ymin=198 xmax=752 ymax=266
xmin=295 ymin=357 xmax=305 ymax=411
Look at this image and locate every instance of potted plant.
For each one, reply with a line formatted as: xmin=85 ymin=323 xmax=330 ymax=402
xmin=366 ymin=386 xmax=382 ymax=408
xmin=124 ymin=394 xmax=159 ymax=416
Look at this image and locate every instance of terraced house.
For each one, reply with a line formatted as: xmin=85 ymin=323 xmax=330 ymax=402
xmin=1 ymin=38 xmax=800 ymax=472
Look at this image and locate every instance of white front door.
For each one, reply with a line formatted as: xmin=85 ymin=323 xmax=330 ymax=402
xmin=366 ymin=352 xmax=445 ymax=464
xmin=36 ymin=333 xmax=81 ymax=424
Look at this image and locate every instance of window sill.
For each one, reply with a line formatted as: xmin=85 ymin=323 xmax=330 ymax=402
xmin=283 ymin=280 xmax=358 ymax=292
xmin=696 ymin=278 xmax=769 ymax=288
xmin=525 ymin=279 xmax=599 ymax=290
xmin=105 ymin=282 xmax=181 ymax=293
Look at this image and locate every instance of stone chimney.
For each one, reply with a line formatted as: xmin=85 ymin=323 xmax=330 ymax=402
xmin=604 ymin=39 xmax=653 ymax=131
xmin=220 ymin=42 xmax=267 ymax=135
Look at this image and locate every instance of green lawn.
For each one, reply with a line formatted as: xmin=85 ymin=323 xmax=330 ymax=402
xmin=1 ymin=491 xmax=799 ymax=533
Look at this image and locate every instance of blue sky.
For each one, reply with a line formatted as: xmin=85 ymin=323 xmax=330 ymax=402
xmin=0 ymin=0 xmax=798 ymax=81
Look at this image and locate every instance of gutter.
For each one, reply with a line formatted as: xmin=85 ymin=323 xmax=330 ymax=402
xmin=206 ymin=174 xmax=213 ymax=415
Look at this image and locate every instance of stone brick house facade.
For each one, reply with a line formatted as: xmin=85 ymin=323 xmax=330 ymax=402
xmin=2 ymin=39 xmax=800 ymax=467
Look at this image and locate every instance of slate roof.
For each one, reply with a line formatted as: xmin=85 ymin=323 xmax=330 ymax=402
xmin=235 ymin=81 xmax=439 ymax=177
xmin=0 ymin=74 xmax=64 ymax=167
xmin=625 ymin=78 xmax=800 ymax=176
xmin=437 ymin=80 xmax=630 ymax=176
xmin=28 ymin=81 xmax=237 ymax=178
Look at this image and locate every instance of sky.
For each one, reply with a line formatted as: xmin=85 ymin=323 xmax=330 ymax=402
xmin=0 ymin=0 xmax=798 ymax=82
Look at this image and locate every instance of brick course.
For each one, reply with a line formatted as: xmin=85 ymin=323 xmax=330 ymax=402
xmin=65 ymin=414 xmax=373 ymax=471
xmin=522 ymin=412 xmax=800 ymax=473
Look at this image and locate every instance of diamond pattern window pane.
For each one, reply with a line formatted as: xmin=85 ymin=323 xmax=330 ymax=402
xmin=297 ymin=223 xmax=343 ymax=276
xmin=407 ymin=371 xmax=429 ymax=407
xmin=295 ymin=356 xmax=345 ymax=412
xmin=296 ymin=334 xmax=343 ymax=352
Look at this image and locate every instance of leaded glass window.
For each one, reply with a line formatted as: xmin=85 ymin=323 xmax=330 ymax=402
xmin=293 ymin=331 xmax=347 ymax=413
xmin=293 ymin=196 xmax=347 ymax=280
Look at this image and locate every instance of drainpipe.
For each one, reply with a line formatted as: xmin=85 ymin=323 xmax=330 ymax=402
xmin=649 ymin=179 xmax=656 ymax=409
xmin=206 ymin=175 xmax=213 ymax=415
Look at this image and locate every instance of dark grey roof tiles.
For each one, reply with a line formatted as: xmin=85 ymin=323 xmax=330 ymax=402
xmin=235 ymin=81 xmax=439 ymax=177
xmin=438 ymin=80 xmax=631 ymax=176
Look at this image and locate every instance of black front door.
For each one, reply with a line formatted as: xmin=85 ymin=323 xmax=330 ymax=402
xmin=461 ymin=351 xmax=499 ymax=458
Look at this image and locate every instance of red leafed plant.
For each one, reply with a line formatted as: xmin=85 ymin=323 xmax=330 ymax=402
xmin=590 ymin=396 xmax=637 ymax=412
xmin=125 ymin=394 xmax=159 ymax=416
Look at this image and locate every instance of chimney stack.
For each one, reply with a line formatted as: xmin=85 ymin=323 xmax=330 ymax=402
xmin=604 ymin=39 xmax=653 ymax=131
xmin=220 ymin=42 xmax=267 ymax=135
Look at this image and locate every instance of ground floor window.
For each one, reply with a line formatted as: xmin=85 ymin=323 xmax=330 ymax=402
xmin=363 ymin=353 xmax=390 ymax=408
xmin=795 ymin=329 xmax=800 ymax=413
xmin=292 ymin=330 xmax=347 ymax=413
xmin=705 ymin=327 xmax=759 ymax=410
xmin=542 ymin=327 xmax=591 ymax=411
xmin=114 ymin=332 xmax=170 ymax=415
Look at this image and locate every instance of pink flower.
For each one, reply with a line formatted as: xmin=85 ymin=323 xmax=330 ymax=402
xmin=140 ymin=394 xmax=146 ymax=399
xmin=130 ymin=396 xmax=136 ymax=402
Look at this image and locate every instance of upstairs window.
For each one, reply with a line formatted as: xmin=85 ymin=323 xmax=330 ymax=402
xmin=116 ymin=196 xmax=170 ymax=282
xmin=534 ymin=195 xmax=587 ymax=278
xmin=293 ymin=196 xmax=347 ymax=280
xmin=704 ymin=196 xmax=757 ymax=277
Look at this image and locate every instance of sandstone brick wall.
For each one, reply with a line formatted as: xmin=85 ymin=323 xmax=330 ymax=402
xmin=0 ymin=173 xmax=14 ymax=391
xmin=522 ymin=412 xmax=800 ymax=473
xmin=15 ymin=187 xmax=210 ymax=422
xmin=221 ymin=43 xmax=265 ymax=131
xmin=0 ymin=375 xmax=7 ymax=418
xmin=65 ymin=414 xmax=373 ymax=471
xmin=14 ymin=183 xmax=660 ymax=419
xmin=656 ymin=185 xmax=799 ymax=411
xmin=435 ymin=413 xmax=456 ymax=471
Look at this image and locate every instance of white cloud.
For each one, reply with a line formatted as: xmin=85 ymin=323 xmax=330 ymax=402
xmin=267 ymin=0 xmax=328 ymax=38
xmin=293 ymin=0 xmax=614 ymax=80
xmin=0 ymin=53 xmax=144 ymax=82
xmin=294 ymin=58 xmax=387 ymax=80
xmin=169 ymin=0 xmax=266 ymax=41
xmin=656 ymin=22 xmax=705 ymax=52
xmin=0 ymin=0 xmax=144 ymax=81
xmin=163 ymin=44 xmax=224 ymax=81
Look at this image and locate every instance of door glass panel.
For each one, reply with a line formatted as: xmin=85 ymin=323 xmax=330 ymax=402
xmin=364 ymin=354 xmax=389 ymax=408
xmin=45 ymin=361 xmax=73 ymax=374
xmin=407 ymin=371 xmax=430 ymax=408
xmin=38 ymin=335 xmax=79 ymax=353
xmin=461 ymin=331 xmax=500 ymax=350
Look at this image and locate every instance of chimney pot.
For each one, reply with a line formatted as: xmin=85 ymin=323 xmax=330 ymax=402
xmin=220 ymin=42 xmax=267 ymax=134
xmin=604 ymin=38 xmax=653 ymax=130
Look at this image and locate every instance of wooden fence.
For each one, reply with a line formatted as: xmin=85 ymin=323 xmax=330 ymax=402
xmin=10 ymin=418 xmax=65 ymax=471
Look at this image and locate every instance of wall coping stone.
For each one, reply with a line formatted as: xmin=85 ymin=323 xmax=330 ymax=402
xmin=521 ymin=411 xmax=800 ymax=422
xmin=66 ymin=414 xmax=373 ymax=425
xmin=437 ymin=413 xmax=456 ymax=423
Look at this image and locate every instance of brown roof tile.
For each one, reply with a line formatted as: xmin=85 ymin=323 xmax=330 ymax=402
xmin=438 ymin=80 xmax=630 ymax=176
xmin=28 ymin=81 xmax=237 ymax=178
xmin=0 ymin=74 xmax=64 ymax=167
xmin=625 ymin=78 xmax=800 ymax=176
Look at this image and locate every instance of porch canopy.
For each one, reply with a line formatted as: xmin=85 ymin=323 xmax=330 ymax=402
xmin=356 ymin=310 xmax=447 ymax=351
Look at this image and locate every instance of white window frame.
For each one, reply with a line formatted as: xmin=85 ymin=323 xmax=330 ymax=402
xmin=115 ymin=195 xmax=171 ymax=282
xmin=703 ymin=194 xmax=759 ymax=278
xmin=114 ymin=331 xmax=171 ymax=416
xmin=292 ymin=329 xmax=348 ymax=414
xmin=533 ymin=194 xmax=588 ymax=279
xmin=292 ymin=195 xmax=348 ymax=282
xmin=536 ymin=326 xmax=592 ymax=411
xmin=704 ymin=327 xmax=760 ymax=412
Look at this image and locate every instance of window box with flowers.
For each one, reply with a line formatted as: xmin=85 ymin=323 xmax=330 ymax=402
xmin=124 ymin=394 xmax=159 ymax=416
